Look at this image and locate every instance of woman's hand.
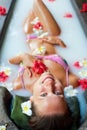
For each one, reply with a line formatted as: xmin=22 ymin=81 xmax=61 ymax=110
xmin=41 ymin=36 xmax=66 ymax=48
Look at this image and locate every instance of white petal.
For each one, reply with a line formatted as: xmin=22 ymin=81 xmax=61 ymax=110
xmin=0 ymin=125 xmax=6 ymax=130
xmin=21 ymin=100 xmax=32 ymax=111
xmin=22 ymin=109 xmax=32 ymax=116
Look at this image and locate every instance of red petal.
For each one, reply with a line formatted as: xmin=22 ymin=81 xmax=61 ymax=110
xmin=64 ymin=13 xmax=73 ymax=18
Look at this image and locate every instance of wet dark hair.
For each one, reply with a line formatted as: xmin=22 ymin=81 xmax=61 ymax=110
xmin=29 ymin=113 xmax=73 ymax=130
xmin=29 ymin=103 xmax=73 ymax=130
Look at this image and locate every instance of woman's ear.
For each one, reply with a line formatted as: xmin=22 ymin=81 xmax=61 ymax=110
xmin=30 ymin=96 xmax=33 ymax=102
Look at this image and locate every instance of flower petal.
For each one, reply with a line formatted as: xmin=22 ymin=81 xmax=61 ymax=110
xmin=64 ymin=85 xmax=78 ymax=97
xmin=0 ymin=125 xmax=6 ymax=130
xmin=21 ymin=100 xmax=32 ymax=116
xmin=23 ymin=109 xmax=32 ymax=116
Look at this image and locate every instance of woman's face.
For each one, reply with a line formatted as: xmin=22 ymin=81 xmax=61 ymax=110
xmin=30 ymin=72 xmax=68 ymax=116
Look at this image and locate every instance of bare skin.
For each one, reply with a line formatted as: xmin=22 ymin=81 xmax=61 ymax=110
xmin=9 ymin=53 xmax=79 ymax=115
xmin=9 ymin=53 xmax=79 ymax=91
xmin=9 ymin=0 xmax=79 ymax=116
xmin=30 ymin=71 xmax=68 ymax=115
xmin=23 ymin=0 xmax=61 ymax=35
xmin=27 ymin=36 xmax=66 ymax=55
xmin=23 ymin=0 xmax=64 ymax=55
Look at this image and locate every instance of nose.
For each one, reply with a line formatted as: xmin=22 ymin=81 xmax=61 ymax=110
xmin=43 ymin=79 xmax=55 ymax=92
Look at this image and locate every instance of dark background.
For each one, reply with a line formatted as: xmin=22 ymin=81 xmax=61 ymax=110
xmin=71 ymin=0 xmax=87 ymax=36
xmin=76 ymin=0 xmax=87 ymax=25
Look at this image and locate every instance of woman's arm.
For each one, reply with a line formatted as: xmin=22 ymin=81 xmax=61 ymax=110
xmin=9 ymin=53 xmax=34 ymax=67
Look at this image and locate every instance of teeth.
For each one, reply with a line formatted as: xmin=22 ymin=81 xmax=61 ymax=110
xmin=42 ymin=76 xmax=54 ymax=84
xmin=45 ymin=77 xmax=53 ymax=82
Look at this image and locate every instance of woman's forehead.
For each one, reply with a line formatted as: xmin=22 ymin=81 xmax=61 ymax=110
xmin=34 ymin=95 xmax=67 ymax=112
xmin=36 ymin=97 xmax=67 ymax=116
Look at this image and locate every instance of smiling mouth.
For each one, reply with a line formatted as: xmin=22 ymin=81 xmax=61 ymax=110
xmin=42 ymin=75 xmax=54 ymax=84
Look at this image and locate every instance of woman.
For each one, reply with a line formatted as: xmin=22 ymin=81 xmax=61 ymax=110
xmin=23 ymin=0 xmax=65 ymax=56
xmin=9 ymin=53 xmax=80 ymax=130
xmin=9 ymin=53 xmax=79 ymax=90
xmin=8 ymin=0 xmax=81 ymax=128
